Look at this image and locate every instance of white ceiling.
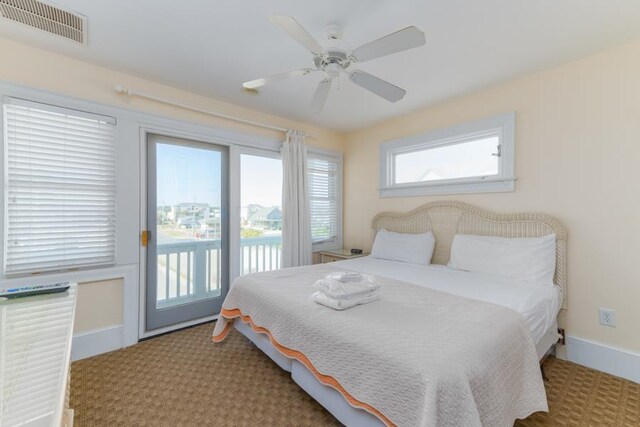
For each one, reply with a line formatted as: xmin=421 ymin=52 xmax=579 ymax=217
xmin=2 ymin=0 xmax=640 ymax=131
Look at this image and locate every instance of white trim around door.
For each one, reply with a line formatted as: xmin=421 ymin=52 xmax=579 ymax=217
xmin=137 ymin=127 xmax=282 ymax=338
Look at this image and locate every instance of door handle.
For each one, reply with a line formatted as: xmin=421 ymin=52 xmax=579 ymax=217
xmin=141 ymin=230 xmax=151 ymax=247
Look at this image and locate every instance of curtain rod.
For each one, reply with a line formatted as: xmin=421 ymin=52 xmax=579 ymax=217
xmin=114 ymin=85 xmax=315 ymax=138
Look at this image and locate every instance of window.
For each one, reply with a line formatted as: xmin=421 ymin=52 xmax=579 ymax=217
xmin=240 ymin=152 xmax=282 ymax=275
xmin=3 ymin=98 xmax=116 ymax=276
xmin=380 ymin=113 xmax=515 ymax=197
xmin=308 ymin=151 xmax=342 ymax=250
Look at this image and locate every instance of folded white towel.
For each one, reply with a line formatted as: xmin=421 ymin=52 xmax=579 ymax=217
xmin=325 ymin=271 xmax=366 ymax=283
xmin=313 ymin=278 xmax=380 ymax=299
xmin=312 ymin=290 xmax=380 ymax=310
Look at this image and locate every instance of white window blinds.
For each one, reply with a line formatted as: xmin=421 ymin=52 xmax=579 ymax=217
xmin=307 ymin=153 xmax=340 ymax=244
xmin=3 ymin=98 xmax=116 ymax=275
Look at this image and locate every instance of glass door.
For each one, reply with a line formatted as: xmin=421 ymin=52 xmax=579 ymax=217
xmin=239 ymin=151 xmax=282 ymax=275
xmin=146 ymin=134 xmax=229 ymax=331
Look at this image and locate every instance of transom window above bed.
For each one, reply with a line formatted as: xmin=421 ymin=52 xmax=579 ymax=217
xmin=379 ymin=113 xmax=515 ymax=197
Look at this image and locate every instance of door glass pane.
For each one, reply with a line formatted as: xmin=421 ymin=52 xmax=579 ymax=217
xmin=240 ymin=154 xmax=282 ymax=275
xmin=394 ymin=135 xmax=500 ymax=184
xmin=156 ymin=142 xmax=222 ymax=308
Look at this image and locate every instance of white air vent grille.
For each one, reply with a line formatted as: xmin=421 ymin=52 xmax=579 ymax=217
xmin=0 ymin=0 xmax=86 ymax=44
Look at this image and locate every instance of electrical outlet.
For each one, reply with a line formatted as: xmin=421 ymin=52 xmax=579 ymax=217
xmin=599 ymin=308 xmax=616 ymax=327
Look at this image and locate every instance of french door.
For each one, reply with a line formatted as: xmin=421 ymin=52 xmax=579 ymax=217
xmin=145 ymin=134 xmax=229 ymax=331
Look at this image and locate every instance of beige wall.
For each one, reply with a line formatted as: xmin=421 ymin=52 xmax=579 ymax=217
xmin=343 ymin=39 xmax=640 ymax=353
xmin=74 ymin=279 xmax=124 ymax=334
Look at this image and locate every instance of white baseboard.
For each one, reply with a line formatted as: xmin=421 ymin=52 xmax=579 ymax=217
xmin=566 ymin=335 xmax=640 ymax=383
xmin=71 ymin=325 xmax=124 ymax=361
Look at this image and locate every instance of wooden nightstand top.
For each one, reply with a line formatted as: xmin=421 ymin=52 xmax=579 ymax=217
xmin=319 ymin=248 xmax=369 ymax=260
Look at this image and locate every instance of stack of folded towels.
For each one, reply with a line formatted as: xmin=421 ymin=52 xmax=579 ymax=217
xmin=312 ymin=271 xmax=380 ymax=310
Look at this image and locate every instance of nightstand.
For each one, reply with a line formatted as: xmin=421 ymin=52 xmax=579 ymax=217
xmin=319 ymin=248 xmax=369 ymax=263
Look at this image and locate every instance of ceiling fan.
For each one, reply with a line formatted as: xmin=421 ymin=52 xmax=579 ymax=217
xmin=243 ymin=16 xmax=426 ymax=112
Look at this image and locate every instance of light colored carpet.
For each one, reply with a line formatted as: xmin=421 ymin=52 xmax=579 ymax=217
xmin=70 ymin=322 xmax=640 ymax=426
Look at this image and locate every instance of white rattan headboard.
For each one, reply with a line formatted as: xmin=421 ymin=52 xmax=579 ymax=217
xmin=371 ymin=201 xmax=568 ymax=309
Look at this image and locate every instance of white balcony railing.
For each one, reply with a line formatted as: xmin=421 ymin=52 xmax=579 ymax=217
xmin=156 ymin=236 xmax=281 ymax=308
xmin=239 ymin=236 xmax=282 ymax=275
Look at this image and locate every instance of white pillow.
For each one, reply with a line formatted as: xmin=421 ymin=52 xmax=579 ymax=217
xmin=448 ymin=234 xmax=556 ymax=285
xmin=371 ymin=229 xmax=435 ymax=265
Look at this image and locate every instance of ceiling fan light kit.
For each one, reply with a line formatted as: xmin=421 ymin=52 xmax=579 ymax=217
xmin=242 ymin=16 xmax=426 ymax=112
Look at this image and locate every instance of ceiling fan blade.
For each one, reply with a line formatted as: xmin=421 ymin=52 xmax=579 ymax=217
xmin=352 ymin=26 xmax=425 ymax=63
xmin=350 ymin=70 xmax=406 ymax=102
xmin=269 ymin=15 xmax=324 ymax=55
xmin=311 ymin=79 xmax=332 ymax=112
xmin=243 ymin=68 xmax=315 ymax=89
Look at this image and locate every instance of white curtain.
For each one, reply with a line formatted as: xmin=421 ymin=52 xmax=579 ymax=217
xmin=281 ymin=130 xmax=312 ymax=267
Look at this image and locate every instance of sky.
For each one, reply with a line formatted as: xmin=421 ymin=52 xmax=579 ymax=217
xmin=156 ymin=143 xmax=282 ymax=208
xmin=240 ymin=154 xmax=282 ymax=207
xmin=394 ymin=136 xmax=499 ymax=184
xmin=156 ymin=142 xmax=221 ymax=206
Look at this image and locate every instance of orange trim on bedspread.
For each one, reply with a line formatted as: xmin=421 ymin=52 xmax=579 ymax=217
xmin=212 ymin=307 xmax=395 ymax=427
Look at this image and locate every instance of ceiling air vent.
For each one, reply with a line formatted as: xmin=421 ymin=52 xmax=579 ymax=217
xmin=0 ymin=0 xmax=87 ymax=44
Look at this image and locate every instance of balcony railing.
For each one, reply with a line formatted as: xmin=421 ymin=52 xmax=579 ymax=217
xmin=156 ymin=236 xmax=281 ymax=308
xmin=240 ymin=236 xmax=282 ymax=275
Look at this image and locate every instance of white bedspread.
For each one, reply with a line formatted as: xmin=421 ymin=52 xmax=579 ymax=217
xmin=336 ymin=256 xmax=562 ymax=345
xmin=213 ymin=264 xmax=548 ymax=427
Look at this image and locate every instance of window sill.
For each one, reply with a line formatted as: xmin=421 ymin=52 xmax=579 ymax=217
xmin=379 ymin=177 xmax=516 ymax=198
xmin=0 ymin=264 xmax=136 ymax=287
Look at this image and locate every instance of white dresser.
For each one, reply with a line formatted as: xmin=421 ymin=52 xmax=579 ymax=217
xmin=0 ymin=283 xmax=77 ymax=427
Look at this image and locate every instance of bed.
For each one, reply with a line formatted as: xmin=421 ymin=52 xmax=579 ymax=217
xmin=213 ymin=201 xmax=567 ymax=427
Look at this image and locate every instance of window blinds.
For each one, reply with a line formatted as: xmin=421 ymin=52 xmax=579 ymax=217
xmin=308 ymin=154 xmax=339 ymax=243
xmin=3 ymin=98 xmax=116 ymax=275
